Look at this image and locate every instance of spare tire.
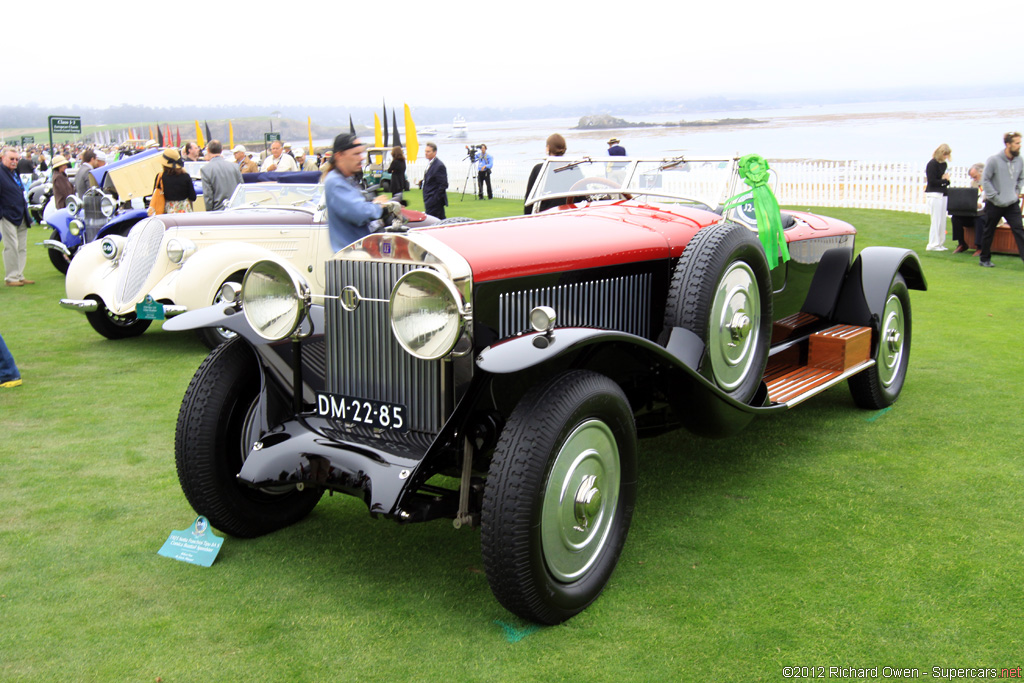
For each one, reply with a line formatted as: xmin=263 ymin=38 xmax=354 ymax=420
xmin=663 ymin=221 xmax=772 ymax=403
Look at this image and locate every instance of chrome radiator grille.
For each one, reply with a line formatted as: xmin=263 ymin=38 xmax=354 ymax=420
xmin=324 ymin=260 xmax=445 ymax=436
xmin=114 ymin=219 xmax=165 ymax=308
xmin=82 ymin=193 xmax=106 ymax=242
xmin=498 ymin=274 xmax=652 ymax=339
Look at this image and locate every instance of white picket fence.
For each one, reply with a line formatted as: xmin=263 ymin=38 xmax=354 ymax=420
xmin=405 ymin=159 xmax=967 ymax=214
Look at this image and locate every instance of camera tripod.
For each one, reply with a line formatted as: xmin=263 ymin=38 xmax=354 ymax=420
xmin=460 ymin=148 xmax=480 ymax=200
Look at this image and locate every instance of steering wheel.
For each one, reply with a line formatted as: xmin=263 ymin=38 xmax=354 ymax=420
xmin=568 ymin=176 xmax=631 ymax=202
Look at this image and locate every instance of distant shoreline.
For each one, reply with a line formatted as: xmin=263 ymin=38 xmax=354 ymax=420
xmin=573 ymin=114 xmax=763 ymax=130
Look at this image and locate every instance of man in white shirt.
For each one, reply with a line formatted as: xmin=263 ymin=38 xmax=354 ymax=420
xmin=261 ymin=141 xmax=297 ymax=172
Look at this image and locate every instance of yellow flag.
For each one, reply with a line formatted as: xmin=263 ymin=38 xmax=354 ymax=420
xmin=229 ymin=121 xmax=234 ymax=149
xmin=149 ymin=125 xmax=155 ymax=141
xmin=373 ymin=114 xmax=383 ymax=165
xmin=308 ymin=117 xmax=314 ymax=161
xmin=195 ymin=120 xmax=205 ymax=148
xmin=404 ymin=104 xmax=419 ymax=163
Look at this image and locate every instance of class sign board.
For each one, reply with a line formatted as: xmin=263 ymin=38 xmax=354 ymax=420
xmin=21 ymin=135 xmax=34 ymax=145
xmin=264 ymin=132 xmax=281 ymax=143
xmin=48 ymin=116 xmax=82 ymax=135
xmin=158 ymin=516 xmax=224 ymax=567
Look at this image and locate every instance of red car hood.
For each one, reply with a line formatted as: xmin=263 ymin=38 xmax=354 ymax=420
xmin=423 ymin=203 xmax=712 ymax=283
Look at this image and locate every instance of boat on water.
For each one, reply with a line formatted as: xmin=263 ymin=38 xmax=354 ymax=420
xmin=418 ymin=127 xmax=438 ymax=137
xmin=451 ymin=115 xmax=467 ymax=138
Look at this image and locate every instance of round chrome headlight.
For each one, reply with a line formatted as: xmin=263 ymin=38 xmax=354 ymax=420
xmin=166 ymin=238 xmax=196 ymax=264
xmin=99 ymin=235 xmax=126 ymax=260
xmin=65 ymin=195 xmax=81 ymax=215
xmin=242 ymin=260 xmax=310 ymax=340
xmin=99 ymin=194 xmax=116 ymax=218
xmin=69 ymin=219 xmax=83 ymax=236
xmin=390 ymin=269 xmax=464 ymax=360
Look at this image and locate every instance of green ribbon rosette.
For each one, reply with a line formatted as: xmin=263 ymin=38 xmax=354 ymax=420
xmin=723 ymin=154 xmax=791 ymax=270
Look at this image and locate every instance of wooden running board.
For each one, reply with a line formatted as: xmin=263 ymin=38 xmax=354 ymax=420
xmin=765 ymin=321 xmax=875 ymax=407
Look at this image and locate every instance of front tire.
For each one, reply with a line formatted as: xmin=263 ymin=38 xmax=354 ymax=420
xmin=848 ymin=274 xmax=911 ymax=409
xmin=84 ymin=298 xmax=151 ymax=339
xmin=481 ymin=370 xmax=637 ymax=624
xmin=47 ymin=229 xmax=74 ymax=274
xmin=175 ymin=338 xmax=322 ymax=537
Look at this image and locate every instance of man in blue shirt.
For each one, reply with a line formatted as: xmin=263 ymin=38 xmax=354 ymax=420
xmin=476 ymin=143 xmax=493 ymax=199
xmin=607 ymin=138 xmax=626 ymax=156
xmin=324 ymin=133 xmax=389 ymax=252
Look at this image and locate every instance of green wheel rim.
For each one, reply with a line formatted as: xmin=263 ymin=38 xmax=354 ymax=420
xmin=878 ymin=293 xmax=905 ymax=388
xmin=709 ymin=261 xmax=761 ymax=391
xmin=541 ymin=419 xmax=621 ymax=582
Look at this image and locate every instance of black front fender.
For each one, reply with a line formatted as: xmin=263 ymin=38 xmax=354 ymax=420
xmin=476 ymin=327 xmax=783 ymax=437
xmin=834 ymin=247 xmax=927 ymax=329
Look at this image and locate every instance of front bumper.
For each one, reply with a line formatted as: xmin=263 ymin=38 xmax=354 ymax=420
xmin=43 ymin=239 xmax=71 ymax=256
xmin=59 ymin=298 xmax=188 ymax=317
xmin=239 ymin=414 xmax=422 ymax=518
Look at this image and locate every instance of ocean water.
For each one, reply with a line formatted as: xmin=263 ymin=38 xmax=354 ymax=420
xmin=322 ymin=96 xmax=1023 ymax=168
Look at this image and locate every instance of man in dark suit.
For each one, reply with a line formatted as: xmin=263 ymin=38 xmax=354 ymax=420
xmin=1 ymin=147 xmax=34 ymax=286
xmin=420 ymin=142 xmax=448 ymax=219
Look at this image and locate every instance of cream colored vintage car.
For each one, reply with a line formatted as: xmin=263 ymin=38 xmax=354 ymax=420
xmin=60 ymin=184 xmax=343 ymax=348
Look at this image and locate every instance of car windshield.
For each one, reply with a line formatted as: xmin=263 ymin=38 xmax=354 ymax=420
xmin=526 ymin=156 xmax=766 ymax=219
xmin=226 ymin=183 xmax=324 ymax=210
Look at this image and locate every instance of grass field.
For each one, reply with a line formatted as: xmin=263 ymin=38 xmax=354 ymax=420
xmin=1 ymin=196 xmax=1022 ymax=681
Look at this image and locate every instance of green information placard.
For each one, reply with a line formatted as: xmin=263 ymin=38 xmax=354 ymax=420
xmin=21 ymin=135 xmax=34 ymax=145
xmin=158 ymin=516 xmax=224 ymax=567
xmin=264 ymin=132 xmax=281 ymax=143
xmin=136 ymin=295 xmax=165 ymax=320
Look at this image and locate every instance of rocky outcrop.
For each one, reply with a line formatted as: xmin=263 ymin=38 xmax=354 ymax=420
xmin=574 ymin=115 xmax=762 ymax=130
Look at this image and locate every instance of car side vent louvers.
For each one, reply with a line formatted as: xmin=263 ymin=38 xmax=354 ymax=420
xmin=324 ymin=259 xmax=445 ymax=442
xmin=113 ymin=220 xmax=165 ymax=309
xmin=498 ymin=274 xmax=652 ymax=340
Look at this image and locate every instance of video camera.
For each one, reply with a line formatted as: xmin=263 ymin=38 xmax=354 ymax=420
xmin=465 ymin=144 xmax=481 ymax=162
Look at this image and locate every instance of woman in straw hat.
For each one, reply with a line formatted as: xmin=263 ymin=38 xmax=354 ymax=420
xmin=155 ymin=147 xmax=196 ymax=214
xmin=51 ymin=154 xmax=75 ymax=210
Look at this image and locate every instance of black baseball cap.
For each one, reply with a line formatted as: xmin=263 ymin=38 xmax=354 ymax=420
xmin=332 ymin=133 xmax=361 ymax=154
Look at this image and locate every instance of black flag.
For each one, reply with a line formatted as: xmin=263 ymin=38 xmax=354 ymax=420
xmin=382 ymin=100 xmax=389 ymax=148
xmin=156 ymin=124 xmax=164 ymax=147
xmin=204 ymin=120 xmax=212 ymax=145
xmin=392 ymin=110 xmax=402 ymax=148
xmin=349 ymin=115 xmax=356 ymax=136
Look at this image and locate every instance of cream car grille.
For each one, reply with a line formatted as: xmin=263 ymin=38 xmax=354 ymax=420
xmin=114 ymin=219 xmax=165 ymax=308
xmin=498 ymin=273 xmax=652 ymax=339
xmin=324 ymin=260 xmax=445 ymax=438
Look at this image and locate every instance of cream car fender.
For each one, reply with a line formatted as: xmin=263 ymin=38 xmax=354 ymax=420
xmin=172 ymin=242 xmax=293 ymax=310
xmin=64 ymin=239 xmax=119 ymax=300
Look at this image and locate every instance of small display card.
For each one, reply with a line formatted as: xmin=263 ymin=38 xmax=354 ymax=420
xmin=158 ymin=516 xmax=224 ymax=567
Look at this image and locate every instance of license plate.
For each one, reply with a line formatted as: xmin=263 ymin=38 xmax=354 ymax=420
xmin=315 ymin=392 xmax=408 ymax=432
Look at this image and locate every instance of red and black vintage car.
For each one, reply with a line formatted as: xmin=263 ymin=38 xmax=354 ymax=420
xmin=168 ymin=156 xmax=926 ymax=624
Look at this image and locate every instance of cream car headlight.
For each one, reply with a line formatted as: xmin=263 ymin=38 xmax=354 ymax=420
xmin=99 ymin=194 xmax=116 ymax=218
xmin=166 ymin=238 xmax=196 ymax=264
xmin=99 ymin=235 xmax=126 ymax=260
xmin=390 ymin=269 xmax=465 ymax=360
xmin=242 ymin=260 xmax=310 ymax=340
xmin=69 ymin=219 xmax=83 ymax=236
xmin=65 ymin=195 xmax=81 ymax=215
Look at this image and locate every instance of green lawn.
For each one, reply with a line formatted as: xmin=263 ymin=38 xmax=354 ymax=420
xmin=1 ymin=202 xmax=1022 ymax=681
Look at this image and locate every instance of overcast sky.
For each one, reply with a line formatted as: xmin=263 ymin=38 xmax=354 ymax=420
xmin=11 ymin=0 xmax=1013 ymax=111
